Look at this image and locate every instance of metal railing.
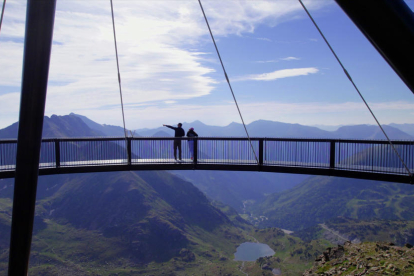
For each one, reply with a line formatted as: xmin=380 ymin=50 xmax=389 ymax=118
xmin=1 ymin=137 xmax=413 ymax=182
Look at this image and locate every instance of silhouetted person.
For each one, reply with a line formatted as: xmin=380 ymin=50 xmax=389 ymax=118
xmin=187 ymin=128 xmax=198 ymax=160
xmin=163 ymin=123 xmax=185 ymax=160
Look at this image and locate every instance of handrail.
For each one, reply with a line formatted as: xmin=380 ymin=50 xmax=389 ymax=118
xmin=1 ymin=137 xmax=413 ymax=183
xmin=1 ymin=137 xmax=413 ymax=143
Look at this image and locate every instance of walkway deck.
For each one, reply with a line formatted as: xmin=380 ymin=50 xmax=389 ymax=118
xmin=1 ymin=137 xmax=413 ymax=183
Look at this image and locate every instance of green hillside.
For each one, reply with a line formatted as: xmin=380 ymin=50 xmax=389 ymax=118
xmin=0 ymin=171 xmax=254 ymax=274
xmin=241 ymin=228 xmax=331 ymax=276
xmin=35 ymin=171 xmax=246 ymax=263
xmin=294 ymin=217 xmax=414 ymax=247
xmin=0 ymin=171 xmax=335 ymax=276
xmin=251 ymin=176 xmax=414 ymax=231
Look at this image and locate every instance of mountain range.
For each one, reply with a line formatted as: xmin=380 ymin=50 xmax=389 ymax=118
xmin=3 ymin=113 xmax=410 ymax=140
xmin=2 ymin=113 xmax=414 ymax=275
xmin=134 ymin=119 xmax=413 ymax=140
xmin=72 ymin=113 xmax=414 ymax=212
xmin=1 ymin=114 xmax=413 ymax=216
xmin=0 ymin=114 xmax=103 ymax=139
xmin=389 ymin=123 xmax=414 ymax=137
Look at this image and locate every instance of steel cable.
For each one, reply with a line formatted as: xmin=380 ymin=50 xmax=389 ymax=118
xmin=0 ymin=0 xmax=6 ymax=35
xmin=110 ymin=0 xmax=131 ymax=164
xmin=198 ymin=0 xmax=259 ymax=165
xmin=110 ymin=0 xmax=128 ymax=140
xmin=299 ymin=0 xmax=412 ymax=177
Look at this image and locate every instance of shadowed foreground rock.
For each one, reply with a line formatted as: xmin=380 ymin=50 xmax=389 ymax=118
xmin=303 ymin=241 xmax=414 ymax=275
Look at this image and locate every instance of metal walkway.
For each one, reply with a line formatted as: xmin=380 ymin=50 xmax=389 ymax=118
xmin=1 ymin=137 xmax=413 ymax=183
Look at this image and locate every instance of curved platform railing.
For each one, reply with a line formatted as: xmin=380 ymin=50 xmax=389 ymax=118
xmin=1 ymin=137 xmax=413 ymax=183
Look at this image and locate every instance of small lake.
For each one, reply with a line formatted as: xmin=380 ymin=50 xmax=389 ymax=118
xmin=234 ymin=242 xmax=275 ymax=261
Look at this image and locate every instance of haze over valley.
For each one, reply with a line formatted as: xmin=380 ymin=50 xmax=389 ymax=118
xmin=1 ymin=114 xmax=414 ymax=275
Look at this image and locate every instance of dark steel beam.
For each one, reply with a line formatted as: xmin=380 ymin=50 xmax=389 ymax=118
xmin=335 ymin=0 xmax=414 ymax=94
xmin=0 ymin=163 xmax=412 ymax=184
xmin=8 ymin=0 xmax=56 ymax=275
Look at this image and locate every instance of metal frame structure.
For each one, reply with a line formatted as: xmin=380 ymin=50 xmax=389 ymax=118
xmin=6 ymin=0 xmax=414 ymax=274
xmin=335 ymin=0 xmax=414 ymax=94
xmin=7 ymin=0 xmax=57 ymax=275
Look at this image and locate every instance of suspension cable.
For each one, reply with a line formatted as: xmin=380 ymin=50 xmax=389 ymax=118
xmin=0 ymin=0 xmax=6 ymax=34
xmin=198 ymin=0 xmax=259 ymax=165
xmin=299 ymin=0 xmax=411 ymax=176
xmin=110 ymin=0 xmax=128 ymax=139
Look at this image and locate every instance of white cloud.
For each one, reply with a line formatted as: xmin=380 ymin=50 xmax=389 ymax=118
xmin=234 ymin=68 xmax=318 ymax=82
xmin=281 ymin=56 xmax=300 ymax=61
xmin=0 ymin=92 xmax=20 ymax=113
xmin=0 ymin=42 xmax=24 ymax=86
xmin=0 ymin=0 xmax=333 ymax=128
xmin=1 ymin=1 xmax=412 ymax=131
xmin=0 ymin=92 xmax=22 ymax=128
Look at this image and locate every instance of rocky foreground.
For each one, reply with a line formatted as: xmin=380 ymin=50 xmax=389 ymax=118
xmin=303 ymin=241 xmax=414 ymax=275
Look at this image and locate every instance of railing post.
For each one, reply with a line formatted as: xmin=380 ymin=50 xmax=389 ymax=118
xmin=193 ymin=138 xmax=198 ymax=166
xmin=54 ymin=139 xmax=60 ymax=168
xmin=127 ymin=137 xmax=132 ymax=166
xmin=330 ymin=141 xmax=336 ymax=169
xmin=259 ymin=139 xmax=264 ymax=166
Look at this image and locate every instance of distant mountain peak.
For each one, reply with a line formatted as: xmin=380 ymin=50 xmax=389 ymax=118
xmin=152 ymin=130 xmax=171 ymax=137
xmin=227 ymin=121 xmax=241 ymax=126
xmin=189 ymin=120 xmax=203 ymax=124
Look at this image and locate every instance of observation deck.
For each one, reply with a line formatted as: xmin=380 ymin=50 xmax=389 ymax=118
xmin=1 ymin=137 xmax=413 ymax=183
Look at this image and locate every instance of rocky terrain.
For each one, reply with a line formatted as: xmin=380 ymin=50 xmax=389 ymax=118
xmin=303 ymin=241 xmax=414 ymax=275
xmin=294 ymin=218 xmax=414 ymax=247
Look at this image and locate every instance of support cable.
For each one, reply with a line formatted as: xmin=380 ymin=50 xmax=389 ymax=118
xmin=0 ymin=0 xmax=6 ymax=34
xmin=198 ymin=0 xmax=259 ymax=165
xmin=110 ymin=0 xmax=128 ymax=139
xmin=299 ymin=0 xmax=412 ymax=177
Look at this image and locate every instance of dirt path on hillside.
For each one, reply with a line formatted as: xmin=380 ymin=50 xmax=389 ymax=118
xmin=320 ymin=223 xmax=349 ymax=242
xmin=239 ymin=261 xmax=248 ymax=276
xmin=247 ymin=235 xmax=259 ymax=243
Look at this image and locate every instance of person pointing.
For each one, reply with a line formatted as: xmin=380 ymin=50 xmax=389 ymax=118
xmin=163 ymin=123 xmax=185 ymax=161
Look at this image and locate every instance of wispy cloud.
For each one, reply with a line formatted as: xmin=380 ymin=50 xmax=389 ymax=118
xmin=255 ymin=59 xmax=279 ymax=64
xmin=257 ymin=37 xmax=272 ymax=42
xmin=0 ymin=0 xmax=333 ymax=128
xmin=281 ymin=56 xmax=300 ymax=61
xmin=234 ymin=68 xmax=318 ymax=82
xmin=255 ymin=56 xmax=300 ymax=63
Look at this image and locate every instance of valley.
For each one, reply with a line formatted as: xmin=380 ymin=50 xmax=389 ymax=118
xmin=1 ymin=114 xmax=414 ymax=275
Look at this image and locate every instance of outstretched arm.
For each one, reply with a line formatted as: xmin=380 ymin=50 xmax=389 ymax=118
xmin=163 ymin=124 xmax=175 ymax=130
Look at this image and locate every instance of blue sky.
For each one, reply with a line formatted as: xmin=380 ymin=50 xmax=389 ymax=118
xmin=1 ymin=0 xmax=414 ymax=130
